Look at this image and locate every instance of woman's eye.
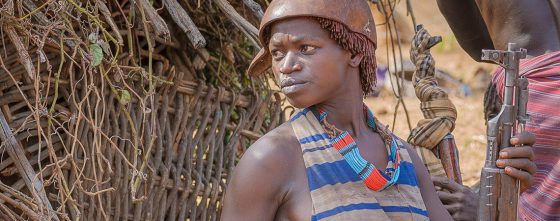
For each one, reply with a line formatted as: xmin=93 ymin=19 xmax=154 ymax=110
xmin=271 ymin=50 xmax=285 ymax=59
xmin=300 ymin=45 xmax=316 ymax=54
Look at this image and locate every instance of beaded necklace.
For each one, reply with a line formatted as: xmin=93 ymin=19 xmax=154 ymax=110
xmin=314 ymin=105 xmax=402 ymax=191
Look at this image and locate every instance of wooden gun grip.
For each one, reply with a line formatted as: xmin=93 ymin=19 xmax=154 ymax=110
xmin=434 ymin=135 xmax=463 ymax=185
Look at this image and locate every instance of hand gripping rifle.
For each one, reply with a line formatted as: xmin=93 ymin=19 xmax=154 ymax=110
xmin=477 ymin=43 xmax=529 ymax=221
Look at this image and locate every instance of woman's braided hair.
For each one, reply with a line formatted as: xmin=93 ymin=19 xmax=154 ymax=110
xmin=263 ymin=17 xmax=378 ymax=95
xmin=316 ymin=17 xmax=377 ymax=95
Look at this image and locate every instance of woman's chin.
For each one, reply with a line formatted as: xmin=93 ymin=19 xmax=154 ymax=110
xmin=286 ymin=96 xmax=317 ymax=109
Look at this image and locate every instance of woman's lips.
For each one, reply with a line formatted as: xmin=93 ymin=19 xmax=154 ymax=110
xmin=281 ymin=82 xmax=308 ymax=94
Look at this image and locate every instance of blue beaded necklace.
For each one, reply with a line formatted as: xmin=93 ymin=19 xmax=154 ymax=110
xmin=314 ymin=105 xmax=402 ymax=191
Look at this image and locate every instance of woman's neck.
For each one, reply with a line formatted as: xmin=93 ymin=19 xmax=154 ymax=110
xmin=315 ymin=86 xmax=368 ymax=138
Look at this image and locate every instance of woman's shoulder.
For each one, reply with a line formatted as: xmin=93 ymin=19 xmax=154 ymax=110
xmin=239 ymin=121 xmax=301 ymax=172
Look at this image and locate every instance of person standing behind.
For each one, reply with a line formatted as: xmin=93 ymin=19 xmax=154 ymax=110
xmin=435 ymin=1 xmax=560 ymax=220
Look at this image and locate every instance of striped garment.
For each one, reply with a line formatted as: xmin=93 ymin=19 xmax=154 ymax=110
xmin=290 ymin=108 xmax=429 ymax=221
xmin=491 ymin=51 xmax=560 ymax=221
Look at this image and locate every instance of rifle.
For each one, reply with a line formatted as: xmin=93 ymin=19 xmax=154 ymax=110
xmin=477 ymin=43 xmax=529 ymax=221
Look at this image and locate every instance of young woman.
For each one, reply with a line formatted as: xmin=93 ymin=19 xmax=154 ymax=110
xmin=221 ymin=1 xmax=535 ymax=220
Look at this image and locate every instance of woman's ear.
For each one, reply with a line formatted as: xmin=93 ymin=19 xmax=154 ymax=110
xmin=349 ymin=53 xmax=364 ymax=67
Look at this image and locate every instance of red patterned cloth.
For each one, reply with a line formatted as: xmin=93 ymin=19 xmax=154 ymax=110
xmin=492 ymin=51 xmax=560 ymax=220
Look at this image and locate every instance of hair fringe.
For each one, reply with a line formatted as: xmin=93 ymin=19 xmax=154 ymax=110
xmin=316 ymin=17 xmax=377 ymax=95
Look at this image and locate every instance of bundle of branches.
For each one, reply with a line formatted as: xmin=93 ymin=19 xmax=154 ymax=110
xmin=0 ymin=0 xmax=282 ymax=220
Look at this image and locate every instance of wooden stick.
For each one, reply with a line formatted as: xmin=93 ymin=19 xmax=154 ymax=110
xmin=214 ymin=0 xmax=260 ymax=48
xmin=0 ymin=111 xmax=59 ymax=221
xmin=135 ymin=0 xmax=170 ymax=39
xmin=97 ymin=1 xmax=124 ymax=45
xmin=164 ymin=0 xmax=206 ymax=48
xmin=243 ymin=0 xmax=264 ymax=20
xmin=4 ymin=25 xmax=35 ymax=80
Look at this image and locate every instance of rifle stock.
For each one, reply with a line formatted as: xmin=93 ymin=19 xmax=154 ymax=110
xmin=477 ymin=43 xmax=528 ymax=221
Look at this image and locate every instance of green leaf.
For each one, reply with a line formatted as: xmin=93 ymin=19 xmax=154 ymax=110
xmin=119 ymin=89 xmax=131 ymax=105
xmin=231 ymin=110 xmax=239 ymax=121
xmin=88 ymin=33 xmax=98 ymax=44
xmin=90 ymin=43 xmax=103 ymax=66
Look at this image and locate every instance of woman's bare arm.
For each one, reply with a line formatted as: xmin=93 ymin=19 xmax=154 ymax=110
xmin=221 ymin=133 xmax=294 ymax=221
xmin=405 ymin=146 xmax=453 ymax=221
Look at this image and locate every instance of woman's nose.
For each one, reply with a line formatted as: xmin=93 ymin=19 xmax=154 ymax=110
xmin=279 ymin=52 xmax=302 ymax=75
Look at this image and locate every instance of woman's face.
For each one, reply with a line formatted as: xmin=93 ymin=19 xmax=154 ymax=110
xmin=268 ymin=17 xmax=354 ymax=108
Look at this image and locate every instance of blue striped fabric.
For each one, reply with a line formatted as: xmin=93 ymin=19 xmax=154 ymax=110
xmin=290 ymin=108 xmax=429 ymax=221
xmin=314 ymin=203 xmax=382 ymax=220
xmin=290 ymin=108 xmax=312 ymax=122
xmin=314 ymin=203 xmax=429 ymax=220
xmin=299 ymin=133 xmax=331 ymax=144
xmin=306 ymin=160 xmax=362 ymax=191
xmin=382 ymin=206 xmax=429 ymax=216
xmin=395 ymin=162 xmax=419 ymax=186
xmin=302 ymin=144 xmax=331 ymax=153
xmin=307 ymin=160 xmax=419 ymax=191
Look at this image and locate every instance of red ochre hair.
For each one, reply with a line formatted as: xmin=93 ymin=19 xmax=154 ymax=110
xmin=316 ymin=17 xmax=377 ymax=96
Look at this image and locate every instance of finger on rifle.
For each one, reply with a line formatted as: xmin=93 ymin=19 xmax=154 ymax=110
xmin=499 ymin=146 xmax=535 ymax=160
xmin=496 ymin=158 xmax=537 ymax=175
xmin=452 ymin=212 xmax=473 ymax=221
xmin=510 ymin=131 xmax=536 ymax=146
xmin=444 ymin=203 xmax=461 ymax=215
xmin=504 ymin=166 xmax=533 ymax=189
xmin=437 ymin=190 xmax=461 ymax=204
xmin=432 ymin=175 xmax=463 ymax=192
